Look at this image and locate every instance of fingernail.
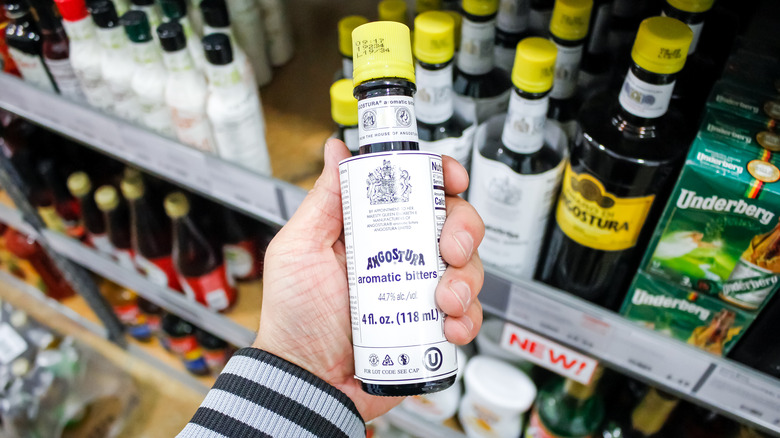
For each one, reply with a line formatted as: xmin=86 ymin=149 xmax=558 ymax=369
xmin=458 ymin=316 xmax=474 ymax=334
xmin=453 ymin=230 xmax=474 ymax=260
xmin=449 ymin=280 xmax=471 ymax=313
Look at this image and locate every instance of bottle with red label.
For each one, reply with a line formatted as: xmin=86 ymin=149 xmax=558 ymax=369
xmin=94 ymin=185 xmax=136 ymax=270
xmin=0 ymin=8 xmax=21 ymax=75
xmin=120 ymin=173 xmax=181 ymax=291
xmin=137 ymin=297 xmax=163 ymax=337
xmin=195 ymin=327 xmax=231 ymax=375
xmin=99 ymin=278 xmax=152 ymax=341
xmin=3 ymin=0 xmax=58 ymax=92
xmin=66 ymin=171 xmax=115 ymax=257
xmin=3 ymin=227 xmax=76 ymax=300
xmin=221 ymin=206 xmax=269 ymax=284
xmin=161 ymin=313 xmax=209 ymax=375
xmin=164 ymin=192 xmax=235 ymax=311
xmin=37 ymin=156 xmax=85 ymax=240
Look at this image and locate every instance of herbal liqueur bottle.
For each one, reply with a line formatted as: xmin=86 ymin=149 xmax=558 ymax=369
xmin=341 ymin=21 xmax=455 ymax=396
xmin=158 ymin=0 xmax=206 ymax=72
xmin=67 ymin=171 xmax=114 ymax=256
xmin=95 ymin=185 xmax=136 ymax=270
xmin=546 ymin=0 xmax=591 ymax=135
xmin=453 ymin=0 xmax=512 ymax=124
xmin=469 ymin=37 xmax=563 ymax=279
xmin=4 ymin=0 xmax=57 ymax=92
xmin=494 ymin=0 xmax=531 ymax=73
xmin=329 ymin=78 xmax=359 ymax=154
xmin=336 ymin=15 xmax=367 ymax=80
xmin=414 ymin=11 xmax=474 ymax=169
xmin=538 ymin=17 xmax=693 ymax=310
xmin=601 ymin=388 xmax=679 ymax=438
xmin=32 ymin=0 xmax=87 ymax=101
xmin=526 ymin=372 xmax=605 ymax=438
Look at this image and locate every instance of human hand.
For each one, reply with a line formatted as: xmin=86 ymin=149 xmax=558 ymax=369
xmin=254 ymin=139 xmax=485 ymax=421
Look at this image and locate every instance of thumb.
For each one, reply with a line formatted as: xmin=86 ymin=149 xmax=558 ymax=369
xmin=281 ymin=139 xmax=351 ymax=247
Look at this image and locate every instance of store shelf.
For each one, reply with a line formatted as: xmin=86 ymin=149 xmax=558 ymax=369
xmin=0 ymin=74 xmax=308 ymax=227
xmin=0 ymin=201 xmax=39 ymax=238
xmin=384 ymin=408 xmax=467 ymax=438
xmin=480 ymin=269 xmax=780 ymax=435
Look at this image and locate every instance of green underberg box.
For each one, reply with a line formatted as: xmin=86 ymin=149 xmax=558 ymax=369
xmin=621 ymin=109 xmax=780 ymax=356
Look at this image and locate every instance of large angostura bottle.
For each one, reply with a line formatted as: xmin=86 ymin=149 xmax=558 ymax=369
xmin=494 ymin=0 xmax=531 ymax=73
xmin=330 ymin=78 xmax=360 ymax=155
xmin=526 ymin=371 xmax=605 ymax=438
xmin=546 ymin=0 xmax=592 ymax=136
xmin=67 ymin=171 xmax=114 ymax=256
xmin=4 ymin=0 xmax=58 ymax=92
xmin=602 ymin=388 xmax=680 ymax=438
xmin=340 ymin=21 xmax=455 ymax=396
xmin=538 ymin=17 xmax=693 ymax=310
xmin=414 ymin=11 xmax=474 ymax=169
xmin=469 ymin=37 xmax=564 ymax=279
xmin=452 ymin=0 xmax=512 ymax=125
xmin=94 ymin=184 xmax=136 ymax=270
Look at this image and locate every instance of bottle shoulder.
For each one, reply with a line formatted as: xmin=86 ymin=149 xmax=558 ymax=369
xmin=418 ymin=113 xmax=472 ymax=142
xmin=478 ymin=137 xmax=563 ymax=175
xmin=453 ymin=67 xmax=512 ymax=99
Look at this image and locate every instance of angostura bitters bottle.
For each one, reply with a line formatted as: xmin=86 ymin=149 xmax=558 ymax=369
xmin=493 ymin=0 xmax=531 ymax=73
xmin=538 ymin=17 xmax=693 ymax=310
xmin=337 ymin=15 xmax=367 ymax=80
xmin=468 ymin=37 xmax=563 ymax=279
xmin=340 ymin=21 xmax=456 ymax=396
xmin=330 ymin=78 xmax=360 ymax=155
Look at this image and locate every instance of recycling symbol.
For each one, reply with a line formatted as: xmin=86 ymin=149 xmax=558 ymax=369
xmin=382 ymin=355 xmax=394 ymax=366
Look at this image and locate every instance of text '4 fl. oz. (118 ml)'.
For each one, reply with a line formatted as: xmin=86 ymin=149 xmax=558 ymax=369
xmin=339 ymin=21 xmax=457 ymax=397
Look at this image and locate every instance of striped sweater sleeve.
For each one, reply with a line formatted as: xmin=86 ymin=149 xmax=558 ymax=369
xmin=178 ymin=348 xmax=366 ymax=438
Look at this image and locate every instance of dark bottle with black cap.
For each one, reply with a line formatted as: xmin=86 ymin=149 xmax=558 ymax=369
xmin=158 ymin=0 xmax=205 ymax=70
xmin=4 ymin=0 xmax=58 ymax=91
xmin=31 ymin=0 xmax=86 ymax=100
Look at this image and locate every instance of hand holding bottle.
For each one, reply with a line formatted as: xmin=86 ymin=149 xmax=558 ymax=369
xmin=253 ymin=139 xmax=485 ymax=421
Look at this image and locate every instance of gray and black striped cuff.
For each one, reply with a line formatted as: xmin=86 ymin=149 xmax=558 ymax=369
xmin=178 ymin=348 xmax=366 ymax=438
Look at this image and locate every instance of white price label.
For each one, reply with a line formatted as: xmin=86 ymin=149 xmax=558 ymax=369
xmin=0 ymin=323 xmax=28 ymax=365
xmin=695 ymin=365 xmax=780 ymax=430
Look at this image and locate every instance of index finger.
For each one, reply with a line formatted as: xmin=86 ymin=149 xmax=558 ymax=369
xmin=443 ymin=155 xmax=469 ymax=196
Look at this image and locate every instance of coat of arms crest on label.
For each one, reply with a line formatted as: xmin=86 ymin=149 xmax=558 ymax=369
xmin=367 ymin=159 xmax=411 ymax=205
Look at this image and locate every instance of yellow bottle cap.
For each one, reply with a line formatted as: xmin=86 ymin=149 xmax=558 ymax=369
xmin=66 ymin=172 xmax=91 ymax=198
xmin=631 ymin=16 xmax=693 ymax=74
xmin=164 ymin=192 xmax=190 ymax=218
xmin=414 ymin=11 xmax=455 ymax=64
xmin=549 ymin=0 xmax=593 ymax=41
xmin=512 ymin=37 xmax=557 ymax=93
xmin=462 ymin=0 xmax=499 ymax=16
xmin=330 ymin=79 xmax=359 ymax=126
xmin=352 ymin=21 xmax=415 ymax=85
xmin=444 ymin=10 xmax=462 ymax=49
xmin=378 ymin=0 xmax=407 ymax=23
xmin=94 ymin=185 xmax=119 ymax=212
xmin=416 ymin=0 xmax=442 ymax=14
xmin=120 ymin=175 xmax=145 ymax=201
xmin=338 ymin=15 xmax=368 ymax=56
xmin=667 ymin=0 xmax=714 ymax=13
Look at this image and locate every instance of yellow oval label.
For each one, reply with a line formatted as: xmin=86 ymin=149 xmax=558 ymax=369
xmin=747 ymin=159 xmax=780 ymax=183
xmin=555 ymin=164 xmax=655 ymax=251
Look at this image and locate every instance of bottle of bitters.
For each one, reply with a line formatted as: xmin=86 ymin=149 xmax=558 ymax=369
xmin=340 ymin=21 xmax=456 ymax=396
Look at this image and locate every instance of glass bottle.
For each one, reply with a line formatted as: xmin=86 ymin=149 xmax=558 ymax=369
xmin=164 ymin=192 xmax=236 ymax=311
xmin=137 ymin=296 xmax=164 ymax=337
xmin=36 ymin=157 xmax=84 ymax=240
xmin=577 ymin=0 xmax=612 ymax=100
xmin=99 ymin=278 xmax=152 ymax=342
xmin=160 ymin=313 xmax=209 ymax=375
xmin=529 ymin=0 xmax=553 ymax=36
xmin=414 ymin=11 xmax=475 ymax=170
xmin=342 ymin=21 xmax=455 ymax=396
xmin=469 ymin=37 xmax=564 ymax=279
xmin=221 ymin=206 xmax=266 ymax=283
xmin=526 ymin=372 xmax=605 ymax=438
xmin=66 ymin=171 xmax=114 ymax=256
xmin=378 ymin=0 xmax=408 ymax=24
xmin=601 ymin=388 xmax=679 ymax=438
xmin=3 ymin=0 xmax=57 ymax=92
xmin=494 ymin=0 xmax=531 ymax=73
xmin=538 ymin=17 xmax=693 ymax=310
xmin=330 ymin=78 xmax=359 ymax=155
xmin=336 ymin=15 xmax=367 ymax=80
xmin=3 ymin=227 xmax=76 ymax=300
xmin=453 ymin=0 xmax=512 ymax=125
xmin=31 ymin=0 xmax=86 ymax=101
xmin=158 ymin=0 xmax=206 ymax=72
xmin=94 ymin=184 xmax=136 ymax=270
xmin=195 ymin=327 xmax=231 ymax=375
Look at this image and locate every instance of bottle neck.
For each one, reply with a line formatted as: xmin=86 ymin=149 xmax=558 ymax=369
xmin=501 ymin=87 xmax=548 ymax=154
xmin=62 ymin=17 xmax=97 ymax=43
xmin=206 ymin=61 xmax=246 ymax=93
xmin=496 ymin=0 xmax=530 ymax=34
xmin=204 ymin=24 xmax=235 ymax=43
xmin=563 ymin=378 xmax=596 ymax=401
xmin=354 ymin=78 xmax=419 ymax=155
xmin=457 ymin=12 xmax=497 ymax=76
xmin=130 ymin=39 xmax=163 ymax=65
xmin=97 ymin=26 xmax=128 ymax=51
xmin=550 ymin=35 xmax=585 ymax=100
xmin=630 ymin=389 xmax=679 ymax=436
xmin=415 ymin=60 xmax=454 ymax=125
xmin=616 ymin=63 xmax=676 ymax=125
xmin=662 ymin=5 xmax=705 ymax=55
xmin=162 ymin=48 xmax=196 ymax=73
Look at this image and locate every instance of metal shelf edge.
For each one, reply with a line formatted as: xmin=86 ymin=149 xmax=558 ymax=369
xmin=0 ymin=203 xmax=39 ymax=237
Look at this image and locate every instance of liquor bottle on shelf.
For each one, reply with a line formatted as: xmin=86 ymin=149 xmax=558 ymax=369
xmin=89 ymin=0 xmax=141 ymax=122
xmin=3 ymin=227 xmax=76 ymax=300
xmin=336 ymin=15 xmax=367 ymax=80
xmin=529 ymin=0 xmax=553 ymax=36
xmin=256 ymin=0 xmax=293 ymax=67
xmin=659 ymin=401 xmax=740 ymax=438
xmin=538 ymin=17 xmax=693 ymax=310
xmin=128 ymin=0 xmax=162 ymax=37
xmin=221 ymin=206 xmax=267 ymax=284
xmin=0 ymin=9 xmax=22 ymax=76
xmin=601 ymin=387 xmax=679 ymax=438
xmin=156 ymin=21 xmax=216 ymax=153
xmin=444 ymin=9 xmax=462 ymax=51
xmin=195 ymin=327 xmax=231 ymax=375
xmin=224 ymin=0 xmax=272 ymax=86
xmin=453 ymin=0 xmax=512 ymax=125
xmin=36 ymin=157 xmax=84 ymax=240
xmin=378 ymin=0 xmax=408 ymax=24
xmin=31 ymin=0 xmax=86 ymax=102
xmin=121 ymin=10 xmax=175 ymax=137
xmin=605 ymin=0 xmax=656 ymax=85
xmin=164 ymin=192 xmax=236 ymax=312
xmin=53 ymin=0 xmax=112 ymax=110
xmin=416 ymin=0 xmax=442 ymax=15
xmin=160 ymin=313 xmax=209 ymax=375
xmin=94 ymin=184 xmax=136 ymax=270
xmin=120 ymin=173 xmax=181 ymax=291
xmin=137 ymin=296 xmax=164 ymax=336
xmin=158 ymin=0 xmax=205 ymax=72
xmin=202 ymin=33 xmax=272 ymax=176
xmin=3 ymin=0 xmax=58 ymax=92
xmin=329 ymin=78 xmax=359 ymax=155
xmin=577 ymin=0 xmax=612 ymax=100
xmin=414 ymin=11 xmax=475 ymax=169
xmin=526 ymin=371 xmax=605 ymax=438
xmin=99 ymin=278 xmax=152 ymax=341
xmin=494 ymin=0 xmax=531 ymax=73
xmin=199 ymin=0 xmax=259 ymax=91
xmin=547 ymin=0 xmax=593 ymax=137
xmin=66 ymin=171 xmax=114 ymax=256
xmin=469 ymin=37 xmax=563 ymax=279
xmin=729 ymin=294 xmax=780 ymax=378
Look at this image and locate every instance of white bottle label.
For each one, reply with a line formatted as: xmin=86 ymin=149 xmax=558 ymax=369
xmin=342 ymin=57 xmax=353 ymax=79
xmin=453 ymin=89 xmax=511 ymax=125
xmin=89 ymin=233 xmax=115 ymax=257
xmin=44 ymin=57 xmax=86 ymax=101
xmin=458 ymin=18 xmax=496 ymax=76
xmin=224 ymin=244 xmax=253 ymax=278
xmin=494 ymin=45 xmax=516 ymax=73
xmin=135 ymin=254 xmax=169 ymax=287
xmin=139 ymin=96 xmax=175 ymax=137
xmin=619 ymin=70 xmax=675 ymax=119
xmin=497 ymin=0 xmax=530 ymax=33
xmin=210 ymin=92 xmax=272 ymax=175
xmin=344 ymin=126 xmax=360 ymax=153
xmin=357 ymin=95 xmax=418 ymax=147
xmin=9 ymin=49 xmax=55 ymax=92
xmin=340 ymin=151 xmax=457 ymax=385
xmin=415 ymin=63 xmax=454 ymax=125
xmin=418 ymin=124 xmax=476 ymax=170
xmin=110 ymin=82 xmax=142 ymax=122
xmin=74 ymin=63 xmax=112 ymax=110
xmin=468 ymin=150 xmax=564 ymax=278
xmin=172 ymin=107 xmax=217 ymax=153
xmin=550 ymin=43 xmax=583 ymax=100
xmin=502 ymin=92 xmax=548 ymax=154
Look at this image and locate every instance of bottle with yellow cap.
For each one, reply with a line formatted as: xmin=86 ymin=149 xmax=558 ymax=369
xmin=453 ymin=0 xmax=513 ymax=124
xmin=164 ymin=191 xmax=236 ymax=311
xmin=577 ymin=0 xmax=613 ymax=100
xmin=538 ymin=17 xmax=694 ymax=310
xmin=340 ymin=21 xmax=456 ymax=396
xmin=494 ymin=0 xmax=532 ymax=73
xmin=601 ymin=387 xmax=679 ymax=438
xmin=468 ymin=37 xmax=564 ymax=279
xmin=414 ymin=11 xmax=475 ymax=168
xmin=416 ymin=0 xmax=442 ymax=15
xmin=66 ymin=171 xmax=114 ymax=257
xmin=525 ymin=369 xmax=605 ymax=438
xmin=94 ymin=184 xmax=136 ymax=270
xmin=330 ymin=78 xmax=360 ymax=154
xmin=529 ymin=0 xmax=554 ymax=36
xmin=337 ymin=15 xmax=368 ymax=80
xmin=547 ymin=0 xmax=593 ymax=136
xmin=378 ymin=0 xmax=408 ymax=24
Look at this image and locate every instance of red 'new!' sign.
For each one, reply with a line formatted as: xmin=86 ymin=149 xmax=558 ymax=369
xmin=499 ymin=322 xmax=599 ymax=384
